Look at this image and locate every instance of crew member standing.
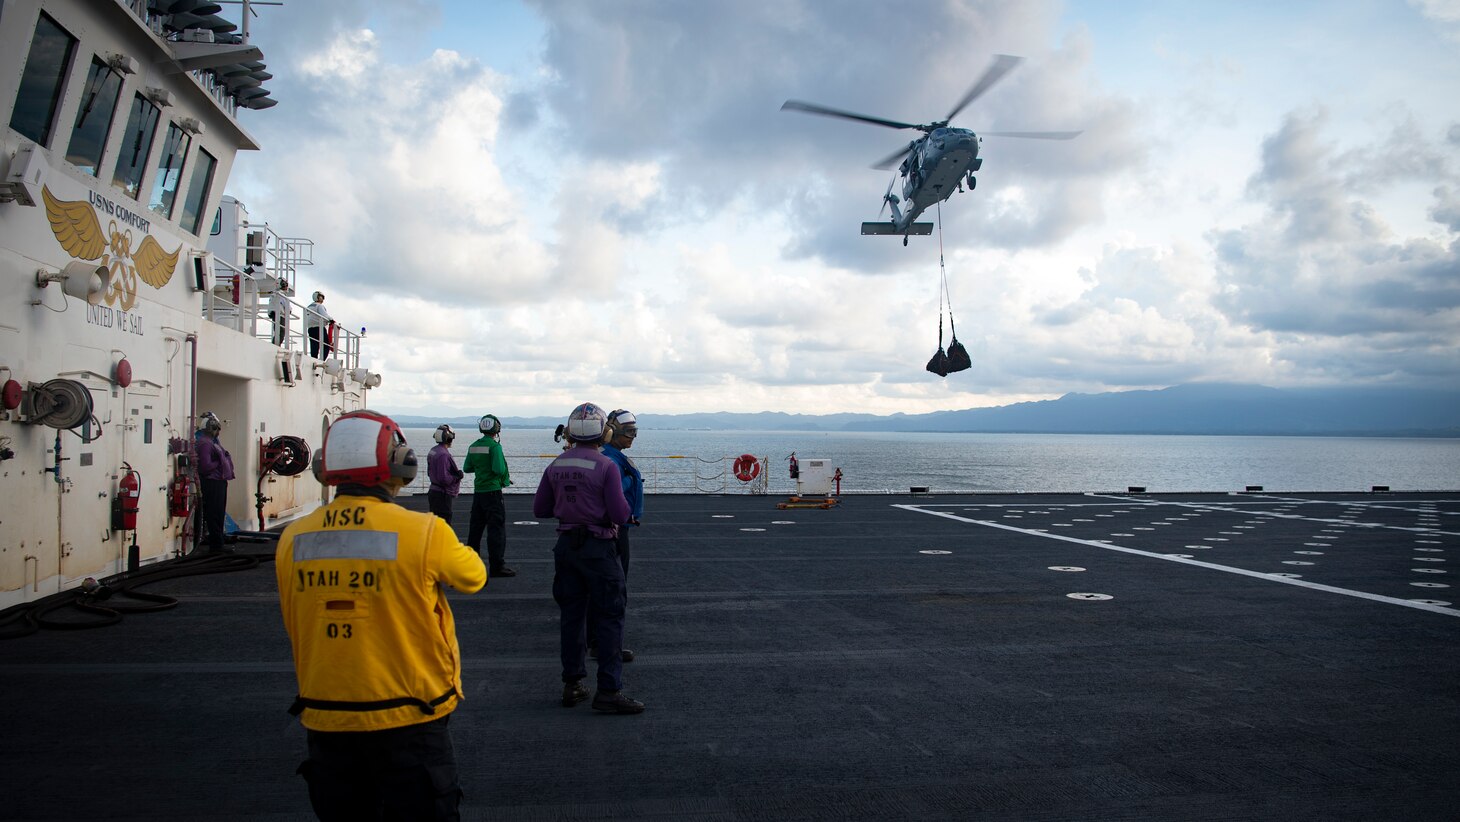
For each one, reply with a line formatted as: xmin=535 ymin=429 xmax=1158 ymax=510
xmin=534 ymin=403 xmax=643 ymax=714
xmin=196 ymin=412 xmax=234 ymax=554
xmin=589 ymin=409 xmax=642 ymax=663
xmin=464 ymin=414 xmax=514 ymax=577
xmin=276 ymin=410 xmax=487 ymax=821
xmin=427 ymin=424 xmax=464 ymax=527
xmin=305 ymin=291 xmax=332 ymax=360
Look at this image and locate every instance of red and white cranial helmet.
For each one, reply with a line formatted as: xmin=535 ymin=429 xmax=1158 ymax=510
xmin=312 ymin=410 xmax=416 ymax=486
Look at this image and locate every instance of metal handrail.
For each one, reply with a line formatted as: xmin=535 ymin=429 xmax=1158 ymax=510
xmin=401 ymin=454 xmax=772 ymax=496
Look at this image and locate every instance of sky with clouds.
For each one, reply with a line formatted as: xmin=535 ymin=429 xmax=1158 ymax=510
xmin=225 ymin=0 xmax=1460 ymax=417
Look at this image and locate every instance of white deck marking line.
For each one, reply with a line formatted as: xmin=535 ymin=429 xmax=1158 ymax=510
xmin=894 ymin=504 xmax=1460 ymax=618
xmin=1254 ymin=494 xmax=1460 ymax=517
xmin=1079 ymin=493 xmax=1460 ymax=537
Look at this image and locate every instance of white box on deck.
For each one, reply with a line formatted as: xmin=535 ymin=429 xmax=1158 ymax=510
xmin=796 ymin=458 xmax=835 ymax=495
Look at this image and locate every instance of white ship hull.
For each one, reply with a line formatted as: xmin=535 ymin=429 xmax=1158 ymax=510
xmin=1 ymin=0 xmax=373 ymax=608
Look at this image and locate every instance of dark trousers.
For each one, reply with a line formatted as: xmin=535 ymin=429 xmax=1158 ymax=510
xmin=587 ymin=528 xmax=630 ymax=649
xmin=201 ymin=478 xmax=228 ymax=552
xmin=308 ymin=326 xmax=332 ymax=359
xmin=553 ymin=530 xmax=627 ymax=692
xmin=299 ymin=715 xmax=461 ymax=822
xmin=427 ymin=490 xmax=454 ymax=527
xmin=466 ymin=490 xmax=506 ymax=570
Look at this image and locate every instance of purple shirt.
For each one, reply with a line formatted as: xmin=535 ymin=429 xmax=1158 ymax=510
xmin=427 ymin=443 xmax=464 ymax=496
xmin=197 ymin=434 xmax=235 ymax=481
xmin=533 ymin=446 xmax=629 ymax=540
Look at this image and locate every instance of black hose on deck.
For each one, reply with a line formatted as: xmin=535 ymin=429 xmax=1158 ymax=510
xmin=0 ymin=538 xmax=277 ymax=639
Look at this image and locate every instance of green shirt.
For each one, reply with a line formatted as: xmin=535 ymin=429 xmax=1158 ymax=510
xmin=462 ymin=435 xmax=510 ymax=492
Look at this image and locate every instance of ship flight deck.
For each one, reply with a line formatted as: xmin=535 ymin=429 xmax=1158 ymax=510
xmin=2 ymin=491 xmax=1457 ymax=821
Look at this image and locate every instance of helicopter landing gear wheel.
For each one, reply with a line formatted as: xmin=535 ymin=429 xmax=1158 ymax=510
xmin=903 ymin=235 xmax=909 ymax=247
xmin=967 ymin=172 xmax=976 ymax=190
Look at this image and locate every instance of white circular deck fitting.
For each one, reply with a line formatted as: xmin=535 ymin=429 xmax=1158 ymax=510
xmin=1094 ymin=539 xmax=1113 ymax=543
xmin=1270 ymin=573 xmax=1303 ymax=578
xmin=1282 ymin=561 xmax=1315 ymax=566
xmin=1153 ymin=523 xmax=1173 ymax=527
xmin=1074 ymin=518 xmax=1094 ymax=522
xmin=1294 ymin=550 xmax=1324 ymax=555
xmin=1416 ymin=547 xmax=1444 ymax=552
xmin=1096 ymin=514 xmax=1114 ymax=518
xmin=1048 ymin=566 xmax=1086 ymax=572
xmin=1233 ymin=526 xmax=1255 ymax=529
xmin=512 ymin=521 xmax=540 ymax=526
xmin=1134 ymin=527 xmax=1155 ymax=531
xmin=1321 ymin=529 xmax=1344 ymax=533
xmin=712 ymin=515 xmax=734 ymax=518
xmin=771 ymin=520 xmax=795 ymax=525
xmin=1219 ymin=531 xmax=1242 ymax=535
xmin=1412 ymin=568 xmax=1447 ymax=574
xmin=1413 ymin=557 xmax=1445 ymax=562
xmin=1408 ymin=599 xmax=1451 ymax=606
xmin=1303 ymin=543 xmax=1331 ymax=547
xmin=1007 ymin=514 xmax=1025 ymax=518
xmin=1053 ymin=523 xmax=1073 ymax=527
xmin=1203 ymin=537 xmax=1228 ymax=542
xmin=1166 ymin=554 xmax=1195 ymax=558
xmin=1111 ymin=533 xmax=1135 ymax=537
xmin=919 ymin=550 xmax=952 ymax=555
xmin=1417 ymin=540 xmax=1442 ymax=544
xmin=739 ymin=527 xmax=766 ymax=532
xmin=1067 ymin=592 xmax=1113 ymax=601
xmin=1184 ymin=545 xmax=1211 ymax=550
xmin=1411 ymin=582 xmax=1450 ymax=588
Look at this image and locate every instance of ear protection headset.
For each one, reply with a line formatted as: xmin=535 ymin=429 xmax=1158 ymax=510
xmin=311 ymin=409 xmax=417 ymax=486
xmin=478 ymin=414 xmax=501 ymax=436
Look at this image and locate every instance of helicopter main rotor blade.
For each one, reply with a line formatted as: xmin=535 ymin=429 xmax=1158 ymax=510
xmin=871 ymin=141 xmax=915 ymax=170
xmin=945 ymin=54 xmax=1022 ymax=123
xmin=981 ymin=130 xmax=1082 ymax=140
xmin=781 ymin=100 xmax=922 ymax=131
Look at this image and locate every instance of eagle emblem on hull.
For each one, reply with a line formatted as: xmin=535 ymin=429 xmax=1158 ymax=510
xmin=42 ymin=185 xmax=181 ymax=311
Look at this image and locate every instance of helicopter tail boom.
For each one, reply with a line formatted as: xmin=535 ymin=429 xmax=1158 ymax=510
xmin=861 ymin=222 xmax=933 ymax=236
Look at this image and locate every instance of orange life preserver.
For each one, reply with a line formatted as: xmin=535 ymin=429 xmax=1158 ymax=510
xmin=733 ymin=454 xmax=761 ymax=482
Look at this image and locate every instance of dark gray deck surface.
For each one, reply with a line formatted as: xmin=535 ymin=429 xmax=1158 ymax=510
xmin=3 ymin=491 xmax=1458 ymax=821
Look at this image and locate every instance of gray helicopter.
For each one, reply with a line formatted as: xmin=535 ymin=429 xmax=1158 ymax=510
xmin=782 ymin=55 xmax=1080 ymax=245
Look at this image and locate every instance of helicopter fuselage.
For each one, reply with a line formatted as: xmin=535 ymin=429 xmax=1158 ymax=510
xmin=897 ymin=127 xmax=981 ymax=226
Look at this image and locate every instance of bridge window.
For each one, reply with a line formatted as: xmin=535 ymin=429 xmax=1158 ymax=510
xmin=65 ymin=57 xmax=125 ymax=176
xmin=180 ymin=148 xmax=217 ymax=235
xmin=8 ymin=13 xmax=77 ymax=147
xmin=111 ymin=93 xmax=161 ymax=199
xmin=149 ymin=122 xmax=191 ymax=219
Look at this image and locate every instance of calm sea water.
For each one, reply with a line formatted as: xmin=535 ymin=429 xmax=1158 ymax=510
xmin=401 ymin=428 xmax=1460 ymax=494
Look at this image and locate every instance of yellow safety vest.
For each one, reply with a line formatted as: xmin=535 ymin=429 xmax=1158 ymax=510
xmin=276 ymin=494 xmax=487 ymax=732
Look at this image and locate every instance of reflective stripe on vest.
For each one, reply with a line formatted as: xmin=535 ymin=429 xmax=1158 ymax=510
xmin=292 ymin=530 xmax=399 ymax=562
xmin=553 ymin=457 xmax=598 ymax=470
xmin=289 ymin=687 xmax=458 ymax=717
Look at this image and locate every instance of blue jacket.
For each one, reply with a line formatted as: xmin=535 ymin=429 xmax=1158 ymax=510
xmin=602 ymin=444 xmax=643 ymax=525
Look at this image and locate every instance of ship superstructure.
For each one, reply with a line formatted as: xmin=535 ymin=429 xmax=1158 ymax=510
xmin=0 ymin=0 xmax=377 ymax=608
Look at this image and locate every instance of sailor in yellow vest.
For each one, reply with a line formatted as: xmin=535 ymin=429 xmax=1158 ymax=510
xmin=276 ymin=410 xmax=487 ymax=821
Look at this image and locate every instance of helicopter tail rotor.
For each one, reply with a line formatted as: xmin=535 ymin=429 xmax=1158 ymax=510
xmin=878 ymin=175 xmax=897 ymax=217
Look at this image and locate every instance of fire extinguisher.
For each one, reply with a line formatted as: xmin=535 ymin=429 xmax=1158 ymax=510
xmin=787 ymin=452 xmax=799 ymax=479
xmin=113 ymin=463 xmax=141 ymax=531
xmin=168 ymin=473 xmax=194 ymax=519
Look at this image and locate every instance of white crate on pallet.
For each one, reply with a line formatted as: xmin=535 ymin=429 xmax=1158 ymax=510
xmin=796 ymin=458 xmax=836 ymax=495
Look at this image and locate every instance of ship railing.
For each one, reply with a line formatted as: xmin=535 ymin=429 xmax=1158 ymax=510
xmin=400 ymin=454 xmax=774 ymax=497
xmin=201 ymin=259 xmax=363 ymax=372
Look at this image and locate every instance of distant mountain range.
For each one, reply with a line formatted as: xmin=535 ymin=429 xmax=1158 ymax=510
xmin=387 ymin=383 xmax=1460 ymax=437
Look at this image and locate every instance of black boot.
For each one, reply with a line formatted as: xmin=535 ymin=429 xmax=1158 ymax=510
xmin=561 ymin=679 xmax=589 ymax=707
xmin=591 ymin=690 xmax=645 ymax=714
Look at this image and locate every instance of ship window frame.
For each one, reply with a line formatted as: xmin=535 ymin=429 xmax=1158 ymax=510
xmin=148 ymin=121 xmax=191 ymax=220
xmin=65 ymin=56 xmax=126 ymax=177
xmin=180 ymin=147 xmax=218 ymax=236
xmin=111 ymin=92 xmax=162 ymax=200
xmin=210 ymin=206 xmax=223 ymax=236
xmin=7 ymin=12 xmax=79 ymax=148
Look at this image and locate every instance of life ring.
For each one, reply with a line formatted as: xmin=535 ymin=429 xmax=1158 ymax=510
xmin=733 ymin=454 xmax=761 ymax=482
